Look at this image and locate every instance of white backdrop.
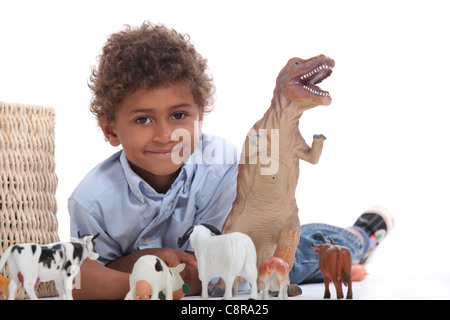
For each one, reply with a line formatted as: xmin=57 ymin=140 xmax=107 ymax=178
xmin=2 ymin=0 xmax=450 ymax=296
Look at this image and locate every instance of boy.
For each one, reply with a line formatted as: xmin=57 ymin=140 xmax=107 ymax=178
xmin=69 ymin=21 xmax=394 ymax=299
xmin=69 ymin=22 xmax=238 ymax=299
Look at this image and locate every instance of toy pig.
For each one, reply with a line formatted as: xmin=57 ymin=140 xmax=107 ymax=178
xmin=311 ymin=238 xmax=353 ymax=299
xmin=258 ymin=257 xmax=290 ymax=300
xmin=351 ymin=264 xmax=369 ymax=281
xmin=0 ymin=275 xmax=9 ymax=300
xmin=124 ymin=255 xmax=189 ymax=300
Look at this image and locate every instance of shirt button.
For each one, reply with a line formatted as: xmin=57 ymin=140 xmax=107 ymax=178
xmin=144 ymin=238 xmax=150 ymax=245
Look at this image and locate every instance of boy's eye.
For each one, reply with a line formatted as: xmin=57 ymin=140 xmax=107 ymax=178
xmin=172 ymin=112 xmax=186 ymax=120
xmin=136 ymin=116 xmax=152 ymax=124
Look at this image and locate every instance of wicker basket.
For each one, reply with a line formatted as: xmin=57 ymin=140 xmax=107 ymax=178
xmin=0 ymin=101 xmax=59 ymax=299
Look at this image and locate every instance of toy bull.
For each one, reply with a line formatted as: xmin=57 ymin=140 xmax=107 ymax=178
xmin=258 ymin=257 xmax=290 ymax=300
xmin=0 ymin=233 xmax=99 ymax=300
xmin=311 ymin=238 xmax=353 ymax=299
xmin=124 ymin=255 xmax=189 ymax=300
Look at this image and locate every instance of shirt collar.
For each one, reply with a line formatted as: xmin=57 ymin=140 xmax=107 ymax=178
xmin=119 ymin=146 xmax=198 ymax=203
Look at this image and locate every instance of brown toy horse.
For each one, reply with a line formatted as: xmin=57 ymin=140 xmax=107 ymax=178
xmin=311 ymin=238 xmax=353 ymax=299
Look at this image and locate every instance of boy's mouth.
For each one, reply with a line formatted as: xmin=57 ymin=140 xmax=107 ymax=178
xmin=149 ymin=150 xmax=172 ymax=156
xmin=147 ymin=145 xmax=183 ymax=156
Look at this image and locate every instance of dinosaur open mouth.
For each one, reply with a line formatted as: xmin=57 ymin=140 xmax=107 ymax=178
xmin=296 ymin=63 xmax=334 ymax=97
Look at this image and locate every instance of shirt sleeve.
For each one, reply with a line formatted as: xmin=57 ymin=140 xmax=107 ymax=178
xmin=68 ymin=196 xmax=122 ymax=265
xmin=192 ymin=162 xmax=238 ymax=236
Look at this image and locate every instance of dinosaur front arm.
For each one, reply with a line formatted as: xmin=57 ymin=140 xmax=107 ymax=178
xmin=295 ymin=134 xmax=326 ymax=164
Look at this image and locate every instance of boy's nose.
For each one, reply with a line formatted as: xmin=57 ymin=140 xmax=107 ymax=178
xmin=152 ymin=121 xmax=172 ymax=143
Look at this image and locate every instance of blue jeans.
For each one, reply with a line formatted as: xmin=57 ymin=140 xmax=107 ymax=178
xmin=289 ymin=223 xmax=368 ymax=284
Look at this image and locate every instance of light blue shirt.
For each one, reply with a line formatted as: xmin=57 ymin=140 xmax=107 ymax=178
xmin=68 ymin=134 xmax=238 ymax=265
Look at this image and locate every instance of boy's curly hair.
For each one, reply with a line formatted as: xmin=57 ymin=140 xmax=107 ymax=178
xmin=89 ymin=21 xmax=215 ymax=123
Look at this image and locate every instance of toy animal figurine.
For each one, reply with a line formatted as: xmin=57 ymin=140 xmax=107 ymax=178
xmin=258 ymin=257 xmax=290 ymax=300
xmin=351 ymin=264 xmax=369 ymax=281
xmin=178 ymin=224 xmax=258 ymax=300
xmin=124 ymin=255 xmax=189 ymax=300
xmin=311 ymin=238 xmax=353 ymax=299
xmin=0 ymin=233 xmax=99 ymax=300
xmin=221 ymin=55 xmax=334 ymax=295
xmin=0 ymin=275 xmax=9 ymax=300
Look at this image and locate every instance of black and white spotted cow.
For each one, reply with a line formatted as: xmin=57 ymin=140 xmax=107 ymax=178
xmin=124 ymin=255 xmax=189 ymax=300
xmin=0 ymin=233 xmax=99 ymax=300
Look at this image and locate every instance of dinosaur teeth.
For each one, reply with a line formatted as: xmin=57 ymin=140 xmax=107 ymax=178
xmin=300 ymin=64 xmax=333 ymax=80
xmin=302 ymin=85 xmax=330 ymax=97
xmin=297 ymin=63 xmax=333 ymax=97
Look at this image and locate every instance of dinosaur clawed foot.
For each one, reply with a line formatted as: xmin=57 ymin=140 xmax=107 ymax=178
xmin=313 ymin=134 xmax=327 ymax=142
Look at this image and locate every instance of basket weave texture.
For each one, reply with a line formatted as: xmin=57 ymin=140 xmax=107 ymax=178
xmin=0 ymin=101 xmax=59 ymax=299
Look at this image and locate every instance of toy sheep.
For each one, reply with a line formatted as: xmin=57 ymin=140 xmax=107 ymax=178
xmin=258 ymin=257 xmax=290 ymax=300
xmin=0 ymin=233 xmax=99 ymax=300
xmin=124 ymin=255 xmax=189 ymax=300
xmin=178 ymin=224 xmax=258 ymax=300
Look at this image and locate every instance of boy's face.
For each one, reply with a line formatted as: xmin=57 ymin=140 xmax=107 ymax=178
xmin=102 ymin=83 xmax=203 ymax=179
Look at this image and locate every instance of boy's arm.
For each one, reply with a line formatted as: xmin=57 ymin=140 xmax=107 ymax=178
xmin=73 ymin=259 xmax=129 ymax=300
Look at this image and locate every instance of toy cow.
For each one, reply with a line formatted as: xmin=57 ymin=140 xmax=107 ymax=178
xmin=258 ymin=257 xmax=290 ymax=300
xmin=0 ymin=233 xmax=99 ymax=300
xmin=178 ymin=224 xmax=258 ymax=300
xmin=311 ymin=238 xmax=353 ymax=299
xmin=124 ymin=255 xmax=189 ymax=300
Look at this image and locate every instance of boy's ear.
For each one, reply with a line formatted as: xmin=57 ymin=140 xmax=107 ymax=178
xmin=99 ymin=120 xmax=121 ymax=147
xmin=196 ymin=112 xmax=204 ymax=135
xmin=198 ymin=110 xmax=204 ymax=123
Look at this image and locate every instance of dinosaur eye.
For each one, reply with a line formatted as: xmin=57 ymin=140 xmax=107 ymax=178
xmin=292 ymin=61 xmax=300 ymax=66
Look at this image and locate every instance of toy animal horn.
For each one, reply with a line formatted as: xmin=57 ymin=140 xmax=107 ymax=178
xmin=311 ymin=242 xmax=317 ymax=248
xmin=201 ymin=223 xmax=222 ymax=235
xmin=178 ymin=226 xmax=195 ymax=248
xmin=329 ymin=237 xmax=337 ymax=244
xmin=77 ymin=231 xmax=100 ymax=240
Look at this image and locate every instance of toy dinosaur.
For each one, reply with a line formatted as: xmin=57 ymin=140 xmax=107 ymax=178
xmin=221 ymin=55 xmax=335 ymax=294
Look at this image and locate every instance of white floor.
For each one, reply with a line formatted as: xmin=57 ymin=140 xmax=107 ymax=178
xmin=31 ymin=261 xmax=450 ymax=300
xmin=37 ymin=223 xmax=450 ymax=301
xmin=183 ymin=239 xmax=450 ymax=300
xmin=182 ymin=273 xmax=450 ymax=300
